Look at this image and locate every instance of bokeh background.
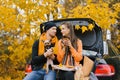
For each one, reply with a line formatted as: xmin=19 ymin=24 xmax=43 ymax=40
xmin=0 ymin=0 xmax=120 ymax=80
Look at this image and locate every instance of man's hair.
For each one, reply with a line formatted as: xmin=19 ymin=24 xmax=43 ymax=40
xmin=44 ymin=22 xmax=57 ymax=32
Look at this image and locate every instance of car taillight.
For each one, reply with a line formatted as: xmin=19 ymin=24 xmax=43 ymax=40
xmin=25 ymin=64 xmax=32 ymax=74
xmin=95 ymin=64 xmax=115 ymax=76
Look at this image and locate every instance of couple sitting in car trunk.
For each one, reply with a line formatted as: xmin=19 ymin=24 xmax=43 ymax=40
xmin=23 ymin=21 xmax=88 ymax=80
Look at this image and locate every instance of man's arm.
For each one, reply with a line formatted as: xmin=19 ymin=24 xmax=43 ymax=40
xmin=31 ymin=40 xmax=47 ymax=65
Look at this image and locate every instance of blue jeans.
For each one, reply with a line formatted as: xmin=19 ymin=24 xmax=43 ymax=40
xmin=23 ymin=69 xmax=56 ymax=80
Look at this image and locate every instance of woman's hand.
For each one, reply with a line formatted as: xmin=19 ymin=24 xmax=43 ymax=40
xmin=62 ymin=38 xmax=72 ymax=47
xmin=66 ymin=39 xmax=72 ymax=47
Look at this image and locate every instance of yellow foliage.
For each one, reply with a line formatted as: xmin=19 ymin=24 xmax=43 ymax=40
xmin=4 ymin=77 xmax=11 ymax=80
xmin=59 ymin=63 xmax=63 ymax=67
xmin=117 ymin=45 xmax=120 ymax=49
xmin=69 ymin=1 xmax=119 ymax=29
xmin=75 ymin=24 xmax=80 ymax=30
xmin=61 ymin=8 xmax=68 ymax=18
xmin=0 ymin=76 xmax=11 ymax=80
xmin=113 ymin=3 xmax=120 ymax=12
xmin=8 ymin=46 xmax=13 ymax=52
xmin=87 ymin=0 xmax=92 ymax=4
xmin=88 ymin=24 xmax=94 ymax=31
xmin=81 ymin=26 xmax=88 ymax=33
xmin=69 ymin=0 xmax=73 ymax=3
xmin=0 ymin=0 xmax=120 ymax=79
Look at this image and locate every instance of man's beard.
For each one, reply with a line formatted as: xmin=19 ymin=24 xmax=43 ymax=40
xmin=50 ymin=33 xmax=55 ymax=38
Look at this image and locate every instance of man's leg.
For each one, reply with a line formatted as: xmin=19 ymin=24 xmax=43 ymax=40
xmin=44 ymin=70 xmax=56 ymax=80
xmin=23 ymin=70 xmax=44 ymax=80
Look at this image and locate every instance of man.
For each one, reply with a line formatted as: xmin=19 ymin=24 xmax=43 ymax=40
xmin=23 ymin=22 xmax=58 ymax=80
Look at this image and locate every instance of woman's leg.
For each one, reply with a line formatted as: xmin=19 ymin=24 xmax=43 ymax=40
xmin=59 ymin=71 xmax=74 ymax=80
xmin=44 ymin=70 xmax=56 ymax=80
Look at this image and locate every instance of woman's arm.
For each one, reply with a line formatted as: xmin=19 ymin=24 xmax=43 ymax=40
xmin=69 ymin=39 xmax=83 ymax=62
xmin=32 ymin=40 xmax=47 ymax=65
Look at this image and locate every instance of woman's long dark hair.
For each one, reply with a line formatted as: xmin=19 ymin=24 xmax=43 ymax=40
xmin=61 ymin=22 xmax=78 ymax=50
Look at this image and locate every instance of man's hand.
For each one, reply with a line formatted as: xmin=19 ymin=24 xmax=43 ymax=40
xmin=44 ymin=48 xmax=53 ymax=57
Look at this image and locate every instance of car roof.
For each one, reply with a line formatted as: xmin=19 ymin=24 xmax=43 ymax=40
xmin=40 ymin=18 xmax=104 ymax=55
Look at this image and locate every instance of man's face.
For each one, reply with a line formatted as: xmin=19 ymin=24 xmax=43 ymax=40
xmin=47 ymin=26 xmax=57 ymax=37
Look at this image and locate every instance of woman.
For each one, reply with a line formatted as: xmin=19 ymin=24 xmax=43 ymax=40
xmin=57 ymin=22 xmax=83 ymax=80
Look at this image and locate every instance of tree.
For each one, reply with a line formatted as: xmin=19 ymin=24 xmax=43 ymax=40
xmin=0 ymin=0 xmax=61 ymax=79
xmin=62 ymin=0 xmax=120 ymax=50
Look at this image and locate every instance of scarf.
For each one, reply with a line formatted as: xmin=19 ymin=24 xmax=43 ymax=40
xmin=38 ymin=33 xmax=58 ymax=55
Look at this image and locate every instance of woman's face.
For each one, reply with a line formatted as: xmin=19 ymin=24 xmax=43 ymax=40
xmin=61 ymin=24 xmax=70 ymax=37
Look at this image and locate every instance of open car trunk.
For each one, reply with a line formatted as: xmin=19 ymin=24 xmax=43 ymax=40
xmin=40 ymin=18 xmax=104 ymax=56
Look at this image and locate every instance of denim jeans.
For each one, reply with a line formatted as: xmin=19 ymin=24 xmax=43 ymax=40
xmin=23 ymin=69 xmax=56 ymax=80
